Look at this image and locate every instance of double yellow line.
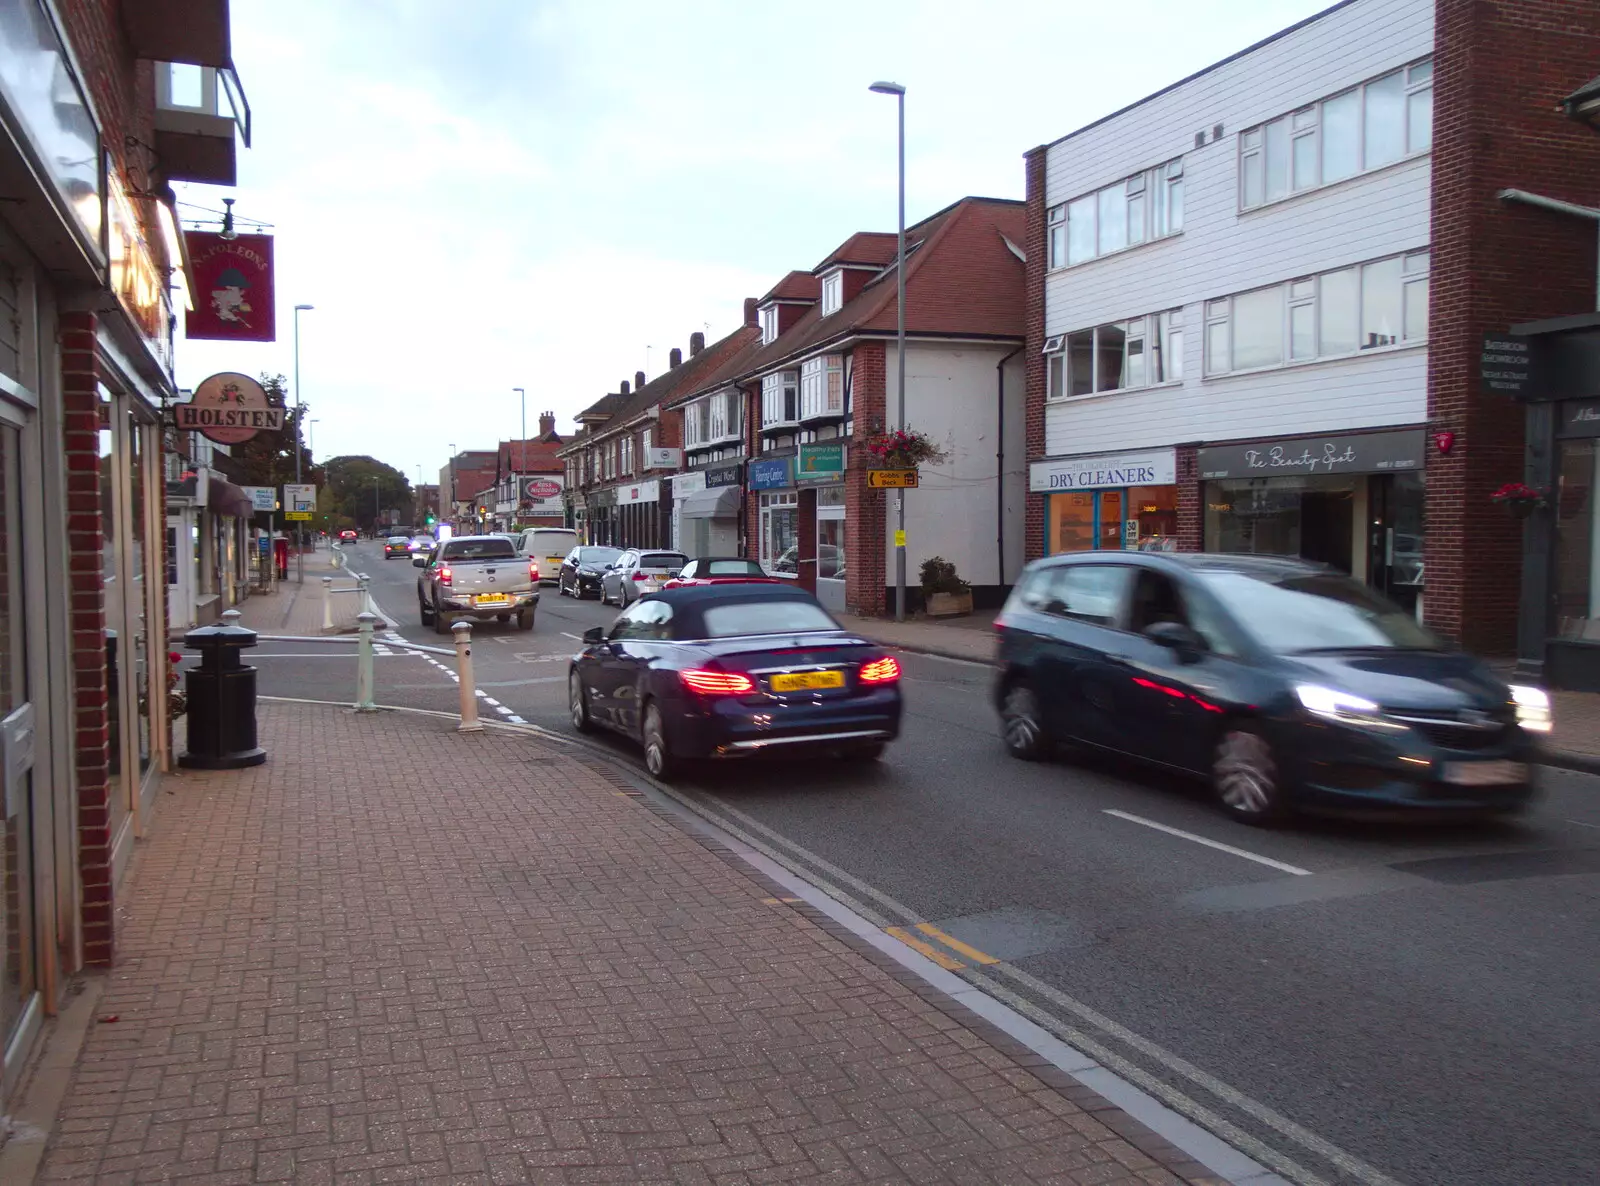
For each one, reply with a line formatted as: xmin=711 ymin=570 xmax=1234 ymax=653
xmin=886 ymin=923 xmax=999 ymax=971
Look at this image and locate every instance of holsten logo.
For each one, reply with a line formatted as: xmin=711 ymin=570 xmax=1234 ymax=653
xmin=1046 ymin=465 xmax=1159 ymax=489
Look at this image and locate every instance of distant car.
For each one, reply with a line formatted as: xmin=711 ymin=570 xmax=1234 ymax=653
xmin=601 ymin=550 xmax=687 ymax=607
xmin=338 ymin=529 xmax=358 ymax=544
xmin=992 ymin=552 xmax=1546 ymax=825
xmin=557 ymin=546 xmax=623 ymax=599
xmin=663 ymin=558 xmax=780 ymax=588
xmin=416 ymin=534 xmax=539 ymax=633
xmin=569 ymin=585 xmax=902 ymax=779
xmin=408 ymin=535 xmax=434 ymax=553
xmin=383 ymin=535 xmax=411 ymax=558
xmin=516 ymin=527 xmax=579 ymax=585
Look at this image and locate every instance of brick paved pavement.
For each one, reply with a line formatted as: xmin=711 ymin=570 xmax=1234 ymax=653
xmin=34 ymin=703 xmax=1226 ymax=1185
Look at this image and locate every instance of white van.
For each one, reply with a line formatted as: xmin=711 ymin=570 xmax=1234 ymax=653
xmin=516 ymin=527 xmax=578 ymax=584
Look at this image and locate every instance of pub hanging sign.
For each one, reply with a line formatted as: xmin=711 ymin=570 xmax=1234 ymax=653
xmin=173 ymin=372 xmax=284 ymax=444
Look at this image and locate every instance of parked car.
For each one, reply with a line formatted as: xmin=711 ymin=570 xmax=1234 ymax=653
xmin=992 ymin=552 xmax=1548 ymax=825
xmin=415 ymin=534 xmax=539 ymax=633
xmin=557 ymin=545 xmax=623 ymax=598
xmin=569 ymin=585 xmax=903 ymax=779
xmin=515 ymin=527 xmax=579 ymax=584
xmin=663 ymin=557 xmax=781 ymax=588
xmin=601 ymin=550 xmax=688 ymax=607
xmin=383 ymin=535 xmax=411 ymax=559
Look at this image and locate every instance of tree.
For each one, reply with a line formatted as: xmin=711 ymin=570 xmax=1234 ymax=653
xmin=322 ymin=456 xmax=414 ymax=534
xmin=227 ymin=374 xmax=318 ymax=527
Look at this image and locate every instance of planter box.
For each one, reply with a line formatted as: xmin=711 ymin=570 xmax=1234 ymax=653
xmin=925 ymin=590 xmax=972 ymax=618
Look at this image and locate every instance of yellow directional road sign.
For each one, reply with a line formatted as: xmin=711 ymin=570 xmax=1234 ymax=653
xmin=868 ymin=469 xmax=919 ymax=488
xmin=284 ymin=511 xmax=313 ymax=521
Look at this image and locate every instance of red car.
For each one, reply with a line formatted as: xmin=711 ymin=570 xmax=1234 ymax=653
xmin=338 ymin=529 xmax=358 ymax=543
xmin=663 ymin=557 xmax=783 ymax=589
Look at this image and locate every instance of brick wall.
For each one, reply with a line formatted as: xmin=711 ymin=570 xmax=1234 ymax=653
xmin=1426 ymin=0 xmax=1600 ymax=653
xmin=846 ymin=343 xmax=887 ymax=615
xmin=1022 ymin=148 xmax=1048 ymax=563
xmin=1175 ymin=445 xmax=1202 ymax=552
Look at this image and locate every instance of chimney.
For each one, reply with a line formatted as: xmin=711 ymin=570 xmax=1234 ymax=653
xmin=620 ymin=380 xmax=630 ymax=396
xmin=635 ymin=370 xmax=646 ymax=391
xmin=539 ymin=410 xmax=555 ymax=436
xmin=743 ymin=297 xmax=758 ymax=326
xmin=689 ymin=332 xmax=705 ymax=356
xmin=669 ymin=346 xmax=683 ymax=368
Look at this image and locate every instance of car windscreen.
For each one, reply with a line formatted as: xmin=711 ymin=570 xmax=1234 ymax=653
xmin=577 ymin=547 xmax=622 ymax=565
xmin=639 ymin=553 xmax=686 ymax=570
xmin=386 ymin=536 xmax=407 ymax=544
xmin=700 ymin=598 xmax=840 ymax=638
xmin=703 ymin=560 xmax=765 ymax=576
xmin=440 ymin=539 xmax=518 ymax=561
xmin=1197 ymin=570 xmax=1442 ymax=653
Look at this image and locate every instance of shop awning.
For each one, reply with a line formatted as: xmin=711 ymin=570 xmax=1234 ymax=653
xmin=681 ymin=486 xmax=741 ymax=520
xmin=207 ymin=474 xmax=253 ymax=518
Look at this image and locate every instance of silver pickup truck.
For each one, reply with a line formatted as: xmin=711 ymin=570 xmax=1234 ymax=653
xmin=415 ymin=535 xmax=538 ymax=634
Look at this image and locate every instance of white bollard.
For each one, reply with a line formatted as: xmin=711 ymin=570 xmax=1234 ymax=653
xmin=354 ymin=612 xmax=377 ymax=712
xmin=321 ymin=576 xmax=334 ymax=633
xmin=452 ymin=620 xmax=481 ymax=732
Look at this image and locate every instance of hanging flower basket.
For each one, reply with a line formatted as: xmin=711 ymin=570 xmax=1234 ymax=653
xmin=863 ymin=428 xmax=946 ymax=470
xmin=1489 ymin=482 xmax=1546 ymax=518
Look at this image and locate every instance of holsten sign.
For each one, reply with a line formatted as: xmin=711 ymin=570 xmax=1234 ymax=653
xmin=174 ymin=372 xmax=282 ymax=444
xmin=1029 ymin=449 xmax=1176 ymax=493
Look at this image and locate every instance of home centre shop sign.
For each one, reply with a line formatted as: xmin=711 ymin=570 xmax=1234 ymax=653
xmin=173 ymin=372 xmax=283 ymax=444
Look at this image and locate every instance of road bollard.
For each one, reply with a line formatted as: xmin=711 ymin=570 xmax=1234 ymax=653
xmin=354 ymin=611 xmax=378 ymax=712
xmin=321 ymin=576 xmax=334 ymax=633
xmin=179 ymin=609 xmax=266 ymax=769
xmin=453 ymin=620 xmax=482 ymax=732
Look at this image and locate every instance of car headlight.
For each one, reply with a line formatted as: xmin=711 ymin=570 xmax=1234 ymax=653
xmin=1294 ymin=684 xmax=1405 ymax=730
xmin=1509 ymin=684 xmax=1552 ymax=733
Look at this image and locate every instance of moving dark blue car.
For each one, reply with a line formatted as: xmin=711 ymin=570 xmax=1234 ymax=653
xmin=993 ymin=552 xmax=1550 ymax=825
xmin=569 ymin=584 xmax=903 ymax=779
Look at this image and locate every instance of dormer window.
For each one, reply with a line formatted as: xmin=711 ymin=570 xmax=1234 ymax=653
xmin=820 ymin=271 xmax=843 ymax=316
xmin=760 ymin=304 xmax=779 ymax=344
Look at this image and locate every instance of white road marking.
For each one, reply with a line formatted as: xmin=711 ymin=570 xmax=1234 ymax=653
xmin=481 ymin=696 xmax=502 ymax=707
xmin=1564 ymin=818 xmax=1600 ymax=830
xmin=560 ymin=632 xmax=583 ymax=641
xmin=1102 ymin=810 xmax=1313 ymax=876
xmin=504 ymin=714 xmax=527 ymax=724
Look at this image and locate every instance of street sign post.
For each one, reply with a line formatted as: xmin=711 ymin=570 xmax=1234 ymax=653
xmin=868 ymin=469 xmax=919 ymax=489
xmin=283 ymin=483 xmax=316 ymax=513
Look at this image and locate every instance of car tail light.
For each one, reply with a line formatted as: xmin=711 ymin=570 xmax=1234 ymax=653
xmin=529 ymin=560 xmax=540 ymax=582
xmin=632 ymin=571 xmax=648 ymax=581
xmin=438 ymin=565 xmax=453 ymax=586
xmin=679 ymin=669 xmax=755 ymax=695
xmin=859 ymin=656 xmax=901 ymax=684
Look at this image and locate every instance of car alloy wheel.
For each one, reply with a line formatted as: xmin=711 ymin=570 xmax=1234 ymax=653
xmin=569 ymin=671 xmax=592 ymax=733
xmin=1001 ymin=684 xmax=1051 ymax=761
xmin=1213 ymin=726 xmax=1286 ymax=825
xmin=642 ymin=703 xmax=674 ymax=780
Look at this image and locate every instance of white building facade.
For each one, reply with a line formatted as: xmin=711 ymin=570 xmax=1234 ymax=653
xmin=1031 ymin=0 xmax=1434 ymax=614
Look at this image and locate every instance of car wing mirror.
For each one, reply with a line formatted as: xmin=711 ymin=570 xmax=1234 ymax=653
xmin=412 ymin=556 xmax=426 ymax=568
xmin=582 ymin=626 xmax=605 ymax=645
xmin=1142 ymin=621 xmax=1206 ymax=660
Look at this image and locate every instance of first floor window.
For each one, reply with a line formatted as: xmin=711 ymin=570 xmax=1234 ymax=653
xmin=760 ymin=491 xmax=799 ymax=575
xmin=1048 ymin=309 xmax=1182 ymax=399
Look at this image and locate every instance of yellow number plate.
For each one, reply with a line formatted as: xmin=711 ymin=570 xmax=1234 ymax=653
xmin=475 ymin=594 xmax=510 ymax=606
xmin=770 ymin=670 xmax=844 ymax=692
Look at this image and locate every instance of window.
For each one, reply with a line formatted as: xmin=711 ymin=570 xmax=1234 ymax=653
xmin=610 ymin=598 xmax=674 ymax=641
xmin=702 ymin=599 xmax=838 ymax=639
xmin=759 ymin=304 xmax=779 ymax=344
xmin=1048 ymin=157 xmax=1184 ymax=269
xmin=1050 ymin=565 xmax=1133 ymax=626
xmin=1204 ymin=249 xmax=1428 ymax=375
xmin=1239 ymin=57 xmax=1433 ymax=210
xmin=1045 ymin=310 xmax=1183 ymax=399
xmin=800 ymin=355 xmax=845 ymax=419
xmin=761 ymin=371 xmax=799 ymax=427
xmin=759 ymin=491 xmax=799 ymax=574
xmin=642 ymin=427 xmax=653 ymax=458
xmin=821 ymin=271 xmax=843 ymax=315
xmin=619 ymin=436 xmax=633 ymax=475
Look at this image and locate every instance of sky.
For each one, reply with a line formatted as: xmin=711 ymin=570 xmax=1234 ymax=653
xmin=174 ymin=0 xmax=1332 ymax=492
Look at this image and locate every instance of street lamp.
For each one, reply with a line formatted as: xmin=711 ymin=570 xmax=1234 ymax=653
xmin=448 ymin=442 xmax=457 ymax=526
xmin=870 ymin=80 xmax=908 ymax=622
xmin=372 ymin=475 xmax=381 ymax=534
xmin=513 ymin=387 xmax=526 ymax=472
xmin=293 ymin=302 xmax=314 ymax=583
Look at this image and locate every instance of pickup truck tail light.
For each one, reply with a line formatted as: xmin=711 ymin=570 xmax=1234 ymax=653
xmin=858 ymin=656 xmax=901 ymax=684
xmin=438 ymin=565 xmax=453 ymax=586
xmin=679 ymin=669 xmax=755 ymax=696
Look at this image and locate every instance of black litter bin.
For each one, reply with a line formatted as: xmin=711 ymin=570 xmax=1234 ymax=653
xmin=179 ymin=612 xmax=266 ymax=769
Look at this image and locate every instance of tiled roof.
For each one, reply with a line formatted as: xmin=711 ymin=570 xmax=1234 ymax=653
xmin=663 ymin=328 xmax=769 ymax=410
xmin=760 ymin=271 xmax=820 ymax=302
xmin=735 ymin=196 xmax=1025 ymax=379
xmin=814 ymin=231 xmax=898 ymax=271
xmin=499 ymin=439 xmax=563 ymax=473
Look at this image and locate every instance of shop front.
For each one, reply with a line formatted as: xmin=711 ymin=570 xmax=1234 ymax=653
xmin=1030 ymin=448 xmax=1179 ymax=555
xmin=1198 ymin=427 xmax=1426 ymax=613
xmin=615 ymin=478 xmax=660 ymax=550
xmin=586 ymin=488 xmax=616 ymax=545
xmin=674 ymin=462 xmax=742 ymax=558
xmin=750 ymin=456 xmax=798 ymax=577
xmin=797 ymin=444 xmax=846 ymax=611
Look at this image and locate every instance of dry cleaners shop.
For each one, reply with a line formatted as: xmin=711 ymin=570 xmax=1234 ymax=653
xmin=1031 ymin=449 xmax=1179 ymax=555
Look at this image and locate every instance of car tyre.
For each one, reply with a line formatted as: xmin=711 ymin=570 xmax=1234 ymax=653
xmin=568 ymin=670 xmax=593 ymax=733
xmin=845 ymin=741 xmax=886 ymax=762
xmin=432 ymin=602 xmax=451 ymax=635
xmin=642 ymin=703 xmax=676 ymax=781
xmin=517 ymin=607 xmax=535 ymax=631
xmin=1000 ymin=683 xmax=1052 ymax=761
xmin=1213 ymin=723 xmax=1289 ymax=826
xmin=419 ymin=597 xmax=434 ymax=627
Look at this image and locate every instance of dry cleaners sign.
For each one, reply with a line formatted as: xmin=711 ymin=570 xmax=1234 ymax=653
xmin=1029 ymin=449 xmax=1175 ymax=493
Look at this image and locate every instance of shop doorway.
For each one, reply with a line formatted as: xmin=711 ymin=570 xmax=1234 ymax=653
xmin=1369 ymin=471 xmax=1425 ymax=617
xmin=1300 ymin=488 xmax=1354 ymax=572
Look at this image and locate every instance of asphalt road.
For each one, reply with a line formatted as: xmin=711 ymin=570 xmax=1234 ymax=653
xmin=240 ymin=541 xmax=1600 ymax=1186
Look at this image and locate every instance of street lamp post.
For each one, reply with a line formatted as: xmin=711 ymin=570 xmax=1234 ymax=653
xmin=514 ymin=386 xmax=526 ymax=532
xmin=448 ymin=442 xmax=457 ymax=530
xmin=373 ymin=476 xmax=380 ymax=534
xmin=870 ymin=80 xmax=908 ymax=622
xmin=293 ymin=303 xmax=314 ymax=583
xmin=309 ymin=419 xmax=319 ymax=463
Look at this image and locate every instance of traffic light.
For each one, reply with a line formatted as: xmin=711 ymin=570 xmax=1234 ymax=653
xmin=426 ymin=513 xmax=435 ymax=526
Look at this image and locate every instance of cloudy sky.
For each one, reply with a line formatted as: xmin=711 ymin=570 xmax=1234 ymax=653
xmin=175 ymin=0 xmax=1328 ymax=491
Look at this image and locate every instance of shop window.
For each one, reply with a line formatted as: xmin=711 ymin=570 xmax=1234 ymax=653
xmin=1556 ymin=439 xmax=1599 ymax=640
xmin=760 ymin=491 xmax=799 ymax=575
xmin=1047 ymin=486 xmax=1176 ymax=555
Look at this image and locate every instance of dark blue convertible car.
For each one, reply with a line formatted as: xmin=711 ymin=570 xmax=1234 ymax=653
xmin=569 ymin=584 xmax=903 ymax=779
